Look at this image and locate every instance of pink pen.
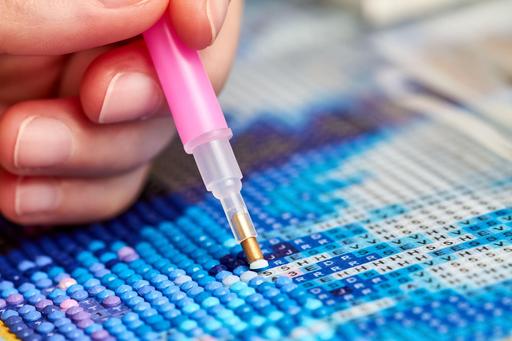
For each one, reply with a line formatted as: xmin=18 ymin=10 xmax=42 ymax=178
xmin=143 ymin=16 xmax=268 ymax=270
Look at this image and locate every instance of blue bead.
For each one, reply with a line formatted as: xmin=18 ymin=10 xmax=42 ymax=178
xmin=127 ymin=297 xmax=144 ymax=307
xmin=71 ymin=290 xmax=88 ymax=301
xmin=202 ymin=296 xmax=219 ymax=309
xmin=187 ymin=286 xmax=204 ymax=297
xmin=36 ymin=321 xmax=55 ymax=334
xmin=122 ymin=312 xmax=139 ymax=323
xmin=47 ymin=310 xmax=65 ymax=321
xmin=22 ymin=288 xmax=38 ymax=300
xmin=84 ymin=323 xmax=102 ymax=334
xmin=58 ymin=323 xmax=75 ymax=333
xmin=53 ymin=317 xmax=71 ymax=328
xmin=0 ymin=281 xmax=14 ymax=291
xmin=5 ymin=315 xmax=23 ymax=326
xmin=205 ymin=281 xmax=222 ymax=292
xmin=53 ymin=295 xmax=68 ymax=305
xmin=18 ymin=283 xmax=36 ymax=293
xmin=96 ymin=289 xmax=114 ymax=300
xmin=133 ymin=280 xmax=149 ymax=291
xmin=24 ymin=310 xmax=42 ymax=322
xmin=120 ymin=290 xmax=137 ymax=301
xmin=213 ymin=287 xmax=229 ymax=298
xmin=138 ymin=285 xmax=155 ymax=296
xmin=46 ymin=335 xmax=66 ymax=341
xmin=83 ymin=278 xmax=100 ymax=289
xmin=48 ymin=289 xmax=65 ymax=300
xmin=35 ymin=278 xmax=52 ymax=289
xmin=115 ymin=285 xmax=131 ymax=295
xmin=275 ymin=276 xmax=293 ymax=287
xmin=215 ymin=271 xmax=231 ymax=281
xmin=18 ymin=304 xmax=36 ymax=315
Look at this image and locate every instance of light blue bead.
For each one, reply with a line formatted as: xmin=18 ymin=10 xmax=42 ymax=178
xmin=96 ymin=289 xmax=114 ymax=300
xmin=1 ymin=288 xmax=16 ymax=298
xmin=250 ymin=315 xmax=265 ymax=327
xmin=202 ymin=296 xmax=219 ymax=309
xmin=115 ymin=285 xmax=131 ymax=295
xmin=104 ymin=318 xmax=122 ymax=329
xmin=182 ymin=303 xmax=200 ymax=314
xmin=215 ymin=271 xmax=231 ymax=281
xmin=145 ymin=291 xmax=162 ymax=302
xmin=228 ymin=298 xmax=245 ymax=310
xmin=84 ymin=323 xmax=102 ymax=334
xmin=174 ymin=275 xmax=192 ymax=286
xmin=127 ymin=296 xmax=144 ymax=307
xmin=122 ymin=312 xmax=139 ymax=323
xmin=170 ymin=291 xmax=186 ymax=302
xmin=275 ymin=276 xmax=293 ymax=287
xmin=66 ymin=284 xmax=82 ymax=294
xmin=120 ymin=290 xmax=137 ymax=301
xmin=281 ymin=283 xmax=297 ymax=293
xmin=230 ymin=281 xmax=246 ymax=293
xmin=179 ymin=319 xmax=197 ymax=332
xmin=31 ymin=272 xmax=48 ymax=281
xmin=23 ymin=288 xmax=38 ymax=299
xmin=239 ymin=287 xmax=256 ymax=298
xmin=305 ymin=298 xmax=322 ymax=310
xmin=132 ymin=280 xmax=149 ymax=290
xmin=268 ymin=310 xmax=284 ymax=321
xmin=133 ymin=302 xmax=150 ymax=313
xmin=83 ymin=278 xmax=100 ymax=289
xmin=205 ymin=281 xmax=222 ymax=292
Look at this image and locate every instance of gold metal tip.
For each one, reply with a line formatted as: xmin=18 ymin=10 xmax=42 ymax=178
xmin=231 ymin=212 xmax=255 ymax=240
xmin=241 ymin=237 xmax=264 ymax=264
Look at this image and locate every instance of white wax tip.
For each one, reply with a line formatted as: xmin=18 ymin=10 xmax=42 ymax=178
xmin=249 ymin=259 xmax=269 ymax=270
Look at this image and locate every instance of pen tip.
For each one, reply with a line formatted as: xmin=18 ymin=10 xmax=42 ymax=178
xmin=249 ymin=259 xmax=269 ymax=270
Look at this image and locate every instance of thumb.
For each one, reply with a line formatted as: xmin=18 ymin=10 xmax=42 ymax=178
xmin=169 ymin=0 xmax=231 ymax=50
xmin=0 ymin=0 xmax=168 ymax=55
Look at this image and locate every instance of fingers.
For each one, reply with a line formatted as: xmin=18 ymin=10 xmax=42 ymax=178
xmin=80 ymin=42 xmax=165 ymax=124
xmin=0 ymin=166 xmax=149 ymax=225
xmin=199 ymin=0 xmax=242 ymax=91
xmin=0 ymin=99 xmax=174 ymax=177
xmin=0 ymin=0 xmax=167 ymax=54
xmin=79 ymin=30 xmax=241 ymax=124
xmin=169 ymin=0 xmax=231 ymax=50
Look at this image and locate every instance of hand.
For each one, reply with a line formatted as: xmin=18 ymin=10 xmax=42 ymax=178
xmin=0 ymin=0 xmax=242 ymax=225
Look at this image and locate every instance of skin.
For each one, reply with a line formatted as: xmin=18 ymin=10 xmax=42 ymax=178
xmin=0 ymin=0 xmax=243 ymax=225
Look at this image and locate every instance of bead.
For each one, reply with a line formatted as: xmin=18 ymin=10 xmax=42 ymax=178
xmin=36 ymin=322 xmax=55 ymax=334
xmin=60 ymin=299 xmax=79 ymax=311
xmin=6 ymin=293 xmax=24 ymax=305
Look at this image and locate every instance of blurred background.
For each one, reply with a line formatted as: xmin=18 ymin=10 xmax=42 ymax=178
xmin=150 ymin=0 xmax=512 ymax=193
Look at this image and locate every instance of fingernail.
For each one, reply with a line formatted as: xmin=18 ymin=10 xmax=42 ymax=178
xmin=99 ymin=72 xmax=162 ymax=124
xmin=98 ymin=0 xmax=149 ymax=8
xmin=206 ymin=0 xmax=230 ymax=42
xmin=15 ymin=179 xmax=61 ymax=216
xmin=15 ymin=116 xmax=73 ymax=169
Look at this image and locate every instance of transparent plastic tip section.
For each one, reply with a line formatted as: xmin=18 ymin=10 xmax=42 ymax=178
xmin=191 ymin=137 xmax=257 ymax=242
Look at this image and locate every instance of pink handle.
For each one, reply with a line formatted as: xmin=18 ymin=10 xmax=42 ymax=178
xmin=143 ymin=16 xmax=228 ymax=149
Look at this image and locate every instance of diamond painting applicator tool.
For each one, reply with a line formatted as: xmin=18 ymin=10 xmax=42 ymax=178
xmin=143 ymin=16 xmax=269 ymax=270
